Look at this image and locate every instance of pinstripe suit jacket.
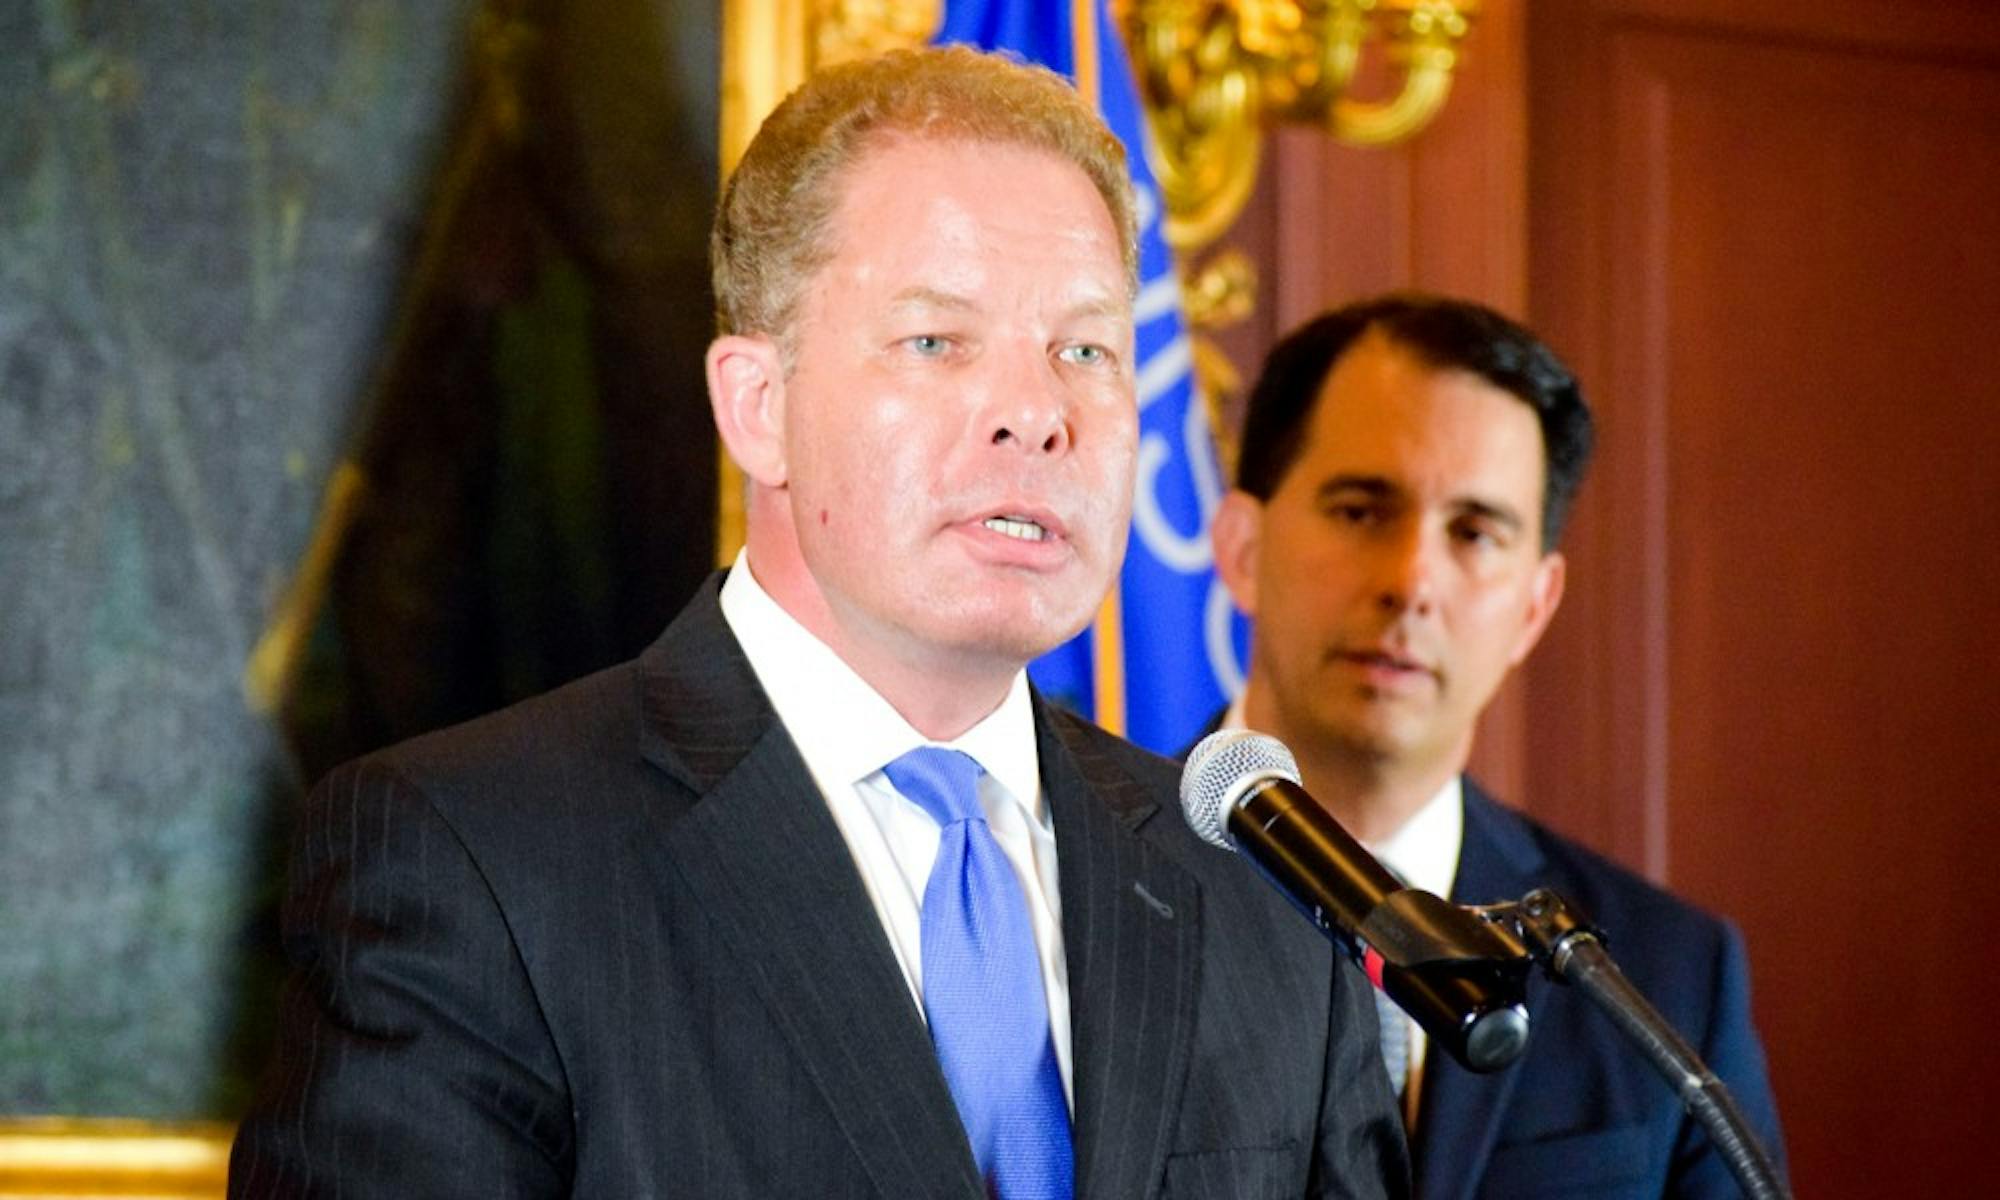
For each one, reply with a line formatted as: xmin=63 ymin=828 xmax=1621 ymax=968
xmin=229 ymin=577 xmax=1410 ymax=1198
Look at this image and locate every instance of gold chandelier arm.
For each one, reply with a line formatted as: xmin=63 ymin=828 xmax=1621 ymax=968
xmin=1122 ymin=0 xmax=1475 ymax=255
xmin=1328 ymin=37 xmax=1458 ymax=145
xmin=1327 ymin=0 xmax=1469 ymax=146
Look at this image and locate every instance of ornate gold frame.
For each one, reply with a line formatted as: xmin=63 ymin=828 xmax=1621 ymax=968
xmin=0 ymin=1118 xmax=232 ymax=1199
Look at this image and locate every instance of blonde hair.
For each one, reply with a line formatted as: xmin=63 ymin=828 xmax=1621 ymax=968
xmin=711 ymin=45 xmax=1139 ymax=351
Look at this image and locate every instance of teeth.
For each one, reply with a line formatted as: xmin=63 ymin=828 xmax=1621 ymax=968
xmin=983 ymin=516 xmax=1047 ymax=542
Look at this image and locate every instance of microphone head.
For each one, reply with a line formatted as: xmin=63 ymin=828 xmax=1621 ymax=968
xmin=1179 ymin=729 xmax=1302 ymax=850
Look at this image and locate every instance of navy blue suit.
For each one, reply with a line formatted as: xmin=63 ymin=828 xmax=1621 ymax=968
xmin=1413 ymin=782 xmax=1785 ymax=1199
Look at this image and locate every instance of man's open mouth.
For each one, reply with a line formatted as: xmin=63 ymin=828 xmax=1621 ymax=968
xmin=982 ymin=515 xmax=1049 ymax=543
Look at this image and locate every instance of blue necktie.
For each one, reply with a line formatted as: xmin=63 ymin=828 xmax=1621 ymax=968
xmin=882 ymin=747 xmax=1074 ymax=1200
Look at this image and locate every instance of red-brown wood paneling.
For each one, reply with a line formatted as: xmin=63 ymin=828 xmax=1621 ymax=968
xmin=1526 ymin=2 xmax=2000 ymax=1192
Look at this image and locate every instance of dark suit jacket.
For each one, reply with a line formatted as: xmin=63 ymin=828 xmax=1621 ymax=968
xmin=1411 ymin=783 xmax=1785 ymax=1200
xmin=230 ymin=579 xmax=1410 ymax=1198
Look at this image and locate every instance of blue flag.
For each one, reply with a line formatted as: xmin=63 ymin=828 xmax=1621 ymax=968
xmin=935 ymin=0 xmax=1248 ymax=755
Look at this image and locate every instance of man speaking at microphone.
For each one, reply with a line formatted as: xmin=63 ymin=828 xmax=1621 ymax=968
xmin=230 ymin=47 xmax=1408 ymax=1198
xmin=1207 ymin=294 xmax=1784 ymax=1198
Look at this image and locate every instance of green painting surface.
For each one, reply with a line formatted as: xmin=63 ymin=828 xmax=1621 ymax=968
xmin=0 ymin=0 xmax=718 ymax=1119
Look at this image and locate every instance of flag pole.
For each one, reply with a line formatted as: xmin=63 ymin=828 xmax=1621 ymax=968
xmin=1074 ymin=0 xmax=1125 ymax=736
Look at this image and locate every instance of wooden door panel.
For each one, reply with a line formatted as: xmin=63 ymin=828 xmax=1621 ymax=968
xmin=1528 ymin=4 xmax=2000 ymax=1193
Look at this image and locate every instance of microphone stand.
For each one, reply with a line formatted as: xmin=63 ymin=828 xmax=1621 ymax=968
xmin=1473 ymin=888 xmax=1792 ymax=1200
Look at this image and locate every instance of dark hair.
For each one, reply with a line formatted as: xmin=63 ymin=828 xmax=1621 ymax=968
xmin=1235 ymin=293 xmax=1595 ymax=549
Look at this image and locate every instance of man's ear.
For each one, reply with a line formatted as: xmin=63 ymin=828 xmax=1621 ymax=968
xmin=706 ymin=334 xmax=788 ymax=487
xmin=1508 ymin=550 xmax=1567 ymax=667
xmin=1210 ymin=489 xmax=1265 ymax=617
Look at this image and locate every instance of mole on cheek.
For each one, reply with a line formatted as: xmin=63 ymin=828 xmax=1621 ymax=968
xmin=820 ymin=508 xmax=829 ymax=526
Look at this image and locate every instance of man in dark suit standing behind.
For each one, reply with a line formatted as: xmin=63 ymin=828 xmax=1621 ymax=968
xmin=1206 ymin=295 xmax=1784 ymax=1199
xmin=229 ymin=47 xmax=1408 ymax=1198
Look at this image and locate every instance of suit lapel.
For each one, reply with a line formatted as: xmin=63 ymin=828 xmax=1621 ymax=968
xmin=1411 ymin=782 xmax=1546 ymax=1200
xmin=1041 ymin=708 xmax=1202 ymax=1200
xmin=634 ymin=581 xmax=983 ymax=1199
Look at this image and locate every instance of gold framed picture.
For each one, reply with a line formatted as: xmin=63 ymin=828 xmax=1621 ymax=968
xmin=0 ymin=1119 xmax=232 ymax=1200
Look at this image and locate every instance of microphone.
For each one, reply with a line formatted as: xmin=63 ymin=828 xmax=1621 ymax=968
xmin=1181 ymin=730 xmax=1532 ymax=1073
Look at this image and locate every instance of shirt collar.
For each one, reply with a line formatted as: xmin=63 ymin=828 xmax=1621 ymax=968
xmin=1367 ymin=775 xmax=1463 ymax=899
xmin=717 ymin=550 xmax=1045 ymax=824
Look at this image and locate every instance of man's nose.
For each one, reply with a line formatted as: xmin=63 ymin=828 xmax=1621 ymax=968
xmin=984 ymin=349 xmax=1072 ymax=455
xmin=1374 ymin=525 xmax=1439 ymax=617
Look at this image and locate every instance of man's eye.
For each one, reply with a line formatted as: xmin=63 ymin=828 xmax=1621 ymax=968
xmin=1452 ymin=521 xmax=1502 ymax=548
xmin=1057 ymin=343 xmax=1108 ymax=367
xmin=1330 ymin=503 xmax=1377 ymax=525
xmin=904 ymin=334 xmax=950 ymax=357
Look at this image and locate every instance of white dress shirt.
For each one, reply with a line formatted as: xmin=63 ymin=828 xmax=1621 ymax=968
xmin=1366 ymin=773 xmax=1464 ymax=1115
xmin=718 ymin=552 xmax=1074 ymax=1108
xmin=1221 ymin=694 xmax=1463 ymax=1115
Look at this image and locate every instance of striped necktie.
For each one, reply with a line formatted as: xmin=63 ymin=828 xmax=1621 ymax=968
xmin=1375 ymin=988 xmax=1411 ymax=1099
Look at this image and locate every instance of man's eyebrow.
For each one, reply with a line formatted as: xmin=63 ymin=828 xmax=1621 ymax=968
xmin=1064 ymin=295 xmax=1131 ymax=325
xmin=1314 ymin=474 xmax=1399 ymax=502
xmin=1453 ymin=497 xmax=1527 ymax=532
xmin=886 ymin=289 xmax=1131 ymax=327
xmin=888 ymin=287 xmax=978 ymax=313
